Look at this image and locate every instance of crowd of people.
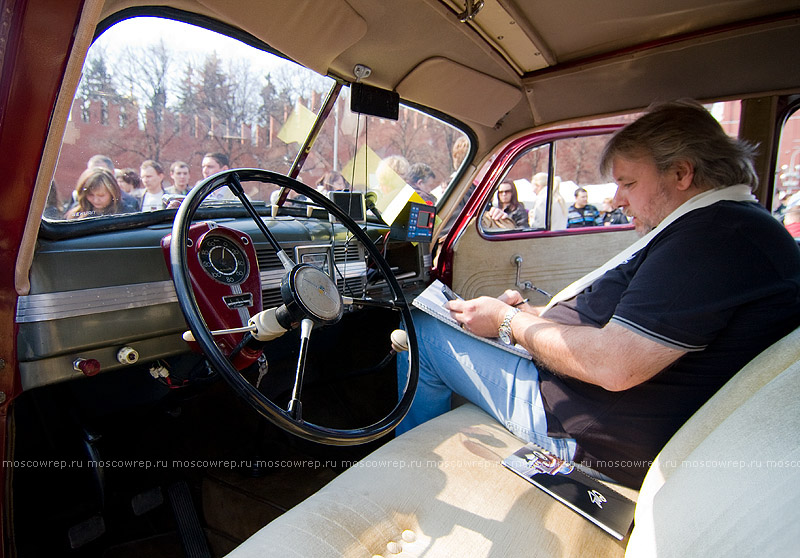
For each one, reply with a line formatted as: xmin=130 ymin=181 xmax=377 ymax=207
xmin=45 ymin=152 xmax=233 ymax=220
xmin=48 ymin=147 xmax=456 ymax=221
xmin=484 ymin=173 xmax=631 ymax=231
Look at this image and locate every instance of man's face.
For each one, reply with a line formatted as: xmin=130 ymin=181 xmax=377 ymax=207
xmin=202 ymin=157 xmax=225 ymax=178
xmin=140 ymin=166 xmax=163 ymax=192
xmin=171 ymin=166 xmax=190 ymax=192
xmin=574 ymin=191 xmax=588 ymax=208
xmin=611 ymin=155 xmax=678 ymax=236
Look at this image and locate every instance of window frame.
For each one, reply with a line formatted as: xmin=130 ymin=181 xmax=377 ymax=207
xmin=473 ymin=125 xmax=632 ymax=242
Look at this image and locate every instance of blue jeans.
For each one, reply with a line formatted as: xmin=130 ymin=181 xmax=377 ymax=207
xmin=397 ymin=310 xmax=577 ymax=461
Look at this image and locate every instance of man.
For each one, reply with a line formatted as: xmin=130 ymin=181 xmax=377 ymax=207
xmin=528 ymin=172 xmax=549 ymax=229
xmin=201 ymin=152 xmax=229 ymax=179
xmin=139 ymin=160 xmax=167 ymax=211
xmin=168 ymin=161 xmax=192 ymax=195
xmin=406 ymin=162 xmax=437 ymax=204
xmin=201 ymin=152 xmax=234 ymax=200
xmin=566 ymin=187 xmax=601 ymax=227
xmin=398 ymin=101 xmax=800 ymax=488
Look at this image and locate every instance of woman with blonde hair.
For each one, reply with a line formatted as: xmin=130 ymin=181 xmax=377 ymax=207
xmin=65 ymin=167 xmax=124 ymax=219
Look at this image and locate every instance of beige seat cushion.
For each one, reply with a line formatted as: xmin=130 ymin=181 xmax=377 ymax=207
xmin=228 ymin=325 xmax=800 ymax=558
xmin=628 ymin=325 xmax=800 ymax=556
xmin=226 ymin=403 xmax=632 ymax=558
xmin=625 ymin=357 xmax=800 ymax=557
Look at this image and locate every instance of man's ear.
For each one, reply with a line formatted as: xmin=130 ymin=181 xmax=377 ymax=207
xmin=673 ymin=160 xmax=695 ymax=191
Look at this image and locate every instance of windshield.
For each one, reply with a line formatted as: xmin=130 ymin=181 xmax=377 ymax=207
xmin=44 ymin=16 xmax=469 ymax=224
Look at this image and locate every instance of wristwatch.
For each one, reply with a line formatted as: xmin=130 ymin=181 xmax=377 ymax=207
xmin=498 ymin=307 xmax=520 ymax=344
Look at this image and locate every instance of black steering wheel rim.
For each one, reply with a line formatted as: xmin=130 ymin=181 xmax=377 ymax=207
xmin=169 ymin=168 xmax=419 ymax=445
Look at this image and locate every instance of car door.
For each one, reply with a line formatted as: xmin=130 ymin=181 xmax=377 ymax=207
xmin=438 ymin=127 xmax=639 ymax=304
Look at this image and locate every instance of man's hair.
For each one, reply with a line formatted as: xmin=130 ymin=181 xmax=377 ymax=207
xmin=87 ymin=154 xmax=114 ymax=172
xmin=600 ymin=100 xmax=758 ymax=191
xmin=204 ymin=152 xmax=229 ymax=168
xmin=141 ymin=159 xmax=164 ymax=174
xmin=170 ymin=161 xmax=189 ymax=173
xmin=407 ymin=162 xmax=435 ymax=184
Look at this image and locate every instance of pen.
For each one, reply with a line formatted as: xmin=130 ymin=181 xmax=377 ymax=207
xmin=513 ymin=298 xmax=529 ymax=307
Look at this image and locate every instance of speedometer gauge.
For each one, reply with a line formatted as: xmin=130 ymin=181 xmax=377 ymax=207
xmin=198 ymin=235 xmax=249 ymax=284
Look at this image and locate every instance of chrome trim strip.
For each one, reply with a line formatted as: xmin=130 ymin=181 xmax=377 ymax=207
xmin=16 ymin=281 xmax=179 ymax=323
xmin=16 ymin=262 xmax=367 ymax=324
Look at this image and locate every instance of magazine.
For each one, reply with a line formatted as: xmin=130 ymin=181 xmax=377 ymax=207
xmin=411 ymin=280 xmax=530 ymax=358
xmin=502 ymin=443 xmax=636 ymax=540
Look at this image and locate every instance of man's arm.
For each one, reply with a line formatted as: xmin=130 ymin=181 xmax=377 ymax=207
xmin=446 ymin=296 xmax=685 ymax=391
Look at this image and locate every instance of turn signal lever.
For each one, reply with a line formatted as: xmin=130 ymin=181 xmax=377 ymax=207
xmin=182 ymin=306 xmax=291 ymax=344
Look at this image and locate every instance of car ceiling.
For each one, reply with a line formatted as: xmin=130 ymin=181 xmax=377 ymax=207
xmin=93 ymin=0 xmax=800 ymax=143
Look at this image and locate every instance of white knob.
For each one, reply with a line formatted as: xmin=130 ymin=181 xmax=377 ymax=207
xmin=117 ymin=346 xmax=139 ymax=365
xmin=390 ymin=329 xmax=409 ymax=352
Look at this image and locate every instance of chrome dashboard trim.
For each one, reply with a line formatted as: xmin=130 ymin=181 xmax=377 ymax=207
xmin=16 ymin=262 xmax=367 ymax=324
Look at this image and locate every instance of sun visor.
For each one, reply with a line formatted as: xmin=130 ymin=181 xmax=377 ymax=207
xmin=396 ymin=57 xmax=522 ymax=128
xmin=198 ymin=0 xmax=367 ymax=74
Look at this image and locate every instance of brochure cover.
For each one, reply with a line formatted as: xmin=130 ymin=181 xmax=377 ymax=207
xmin=502 ymin=444 xmax=635 ymax=540
xmin=412 ymin=280 xmax=530 ymax=358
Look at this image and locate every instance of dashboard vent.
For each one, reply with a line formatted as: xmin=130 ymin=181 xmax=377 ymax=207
xmin=256 ymin=242 xmax=367 ymax=308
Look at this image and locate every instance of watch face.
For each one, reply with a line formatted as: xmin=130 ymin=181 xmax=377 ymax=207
xmin=499 ymin=329 xmax=512 ymax=344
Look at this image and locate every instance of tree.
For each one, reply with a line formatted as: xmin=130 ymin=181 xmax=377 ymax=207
xmin=78 ymin=48 xmax=120 ymax=102
xmin=114 ymin=40 xmax=177 ymax=162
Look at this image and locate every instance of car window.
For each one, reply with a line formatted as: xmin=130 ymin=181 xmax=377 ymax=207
xmin=480 ymin=133 xmax=627 ymax=233
xmin=304 ymin=98 xmax=469 ymax=214
xmin=43 ymin=16 xmax=470 ymax=224
xmin=44 ymin=16 xmax=335 ymax=221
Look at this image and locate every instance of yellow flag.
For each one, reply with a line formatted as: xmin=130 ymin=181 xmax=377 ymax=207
xmin=277 ymin=101 xmax=316 ymax=145
xmin=340 ymin=144 xmax=381 ymax=187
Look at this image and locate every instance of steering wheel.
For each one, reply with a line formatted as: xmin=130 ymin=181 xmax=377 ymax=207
xmin=168 ymin=169 xmax=418 ymax=445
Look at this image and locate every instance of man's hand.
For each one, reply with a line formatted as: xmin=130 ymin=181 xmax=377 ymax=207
xmin=497 ymin=289 xmax=540 ymax=314
xmin=446 ymin=296 xmax=509 ymax=338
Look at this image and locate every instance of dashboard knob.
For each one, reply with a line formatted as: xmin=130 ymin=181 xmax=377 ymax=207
xmin=117 ymin=346 xmax=139 ymax=365
xmin=73 ymin=358 xmax=101 ymax=377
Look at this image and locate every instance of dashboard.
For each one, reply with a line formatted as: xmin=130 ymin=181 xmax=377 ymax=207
xmin=17 ymin=214 xmax=431 ymax=390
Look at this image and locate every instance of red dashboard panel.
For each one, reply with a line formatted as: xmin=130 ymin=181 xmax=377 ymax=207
xmin=161 ymin=222 xmax=264 ymax=369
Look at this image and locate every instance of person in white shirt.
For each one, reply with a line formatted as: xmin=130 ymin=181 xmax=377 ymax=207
xmin=139 ymin=160 xmax=168 ymax=211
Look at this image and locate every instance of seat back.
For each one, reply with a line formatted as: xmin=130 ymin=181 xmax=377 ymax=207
xmin=626 ymin=325 xmax=800 ymax=557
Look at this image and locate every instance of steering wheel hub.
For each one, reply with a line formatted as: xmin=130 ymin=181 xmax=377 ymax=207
xmin=282 ymin=264 xmax=343 ymax=325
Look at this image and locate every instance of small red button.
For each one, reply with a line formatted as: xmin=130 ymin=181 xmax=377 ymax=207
xmin=73 ymin=358 xmax=101 ymax=377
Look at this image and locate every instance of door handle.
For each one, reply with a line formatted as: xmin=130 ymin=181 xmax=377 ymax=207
xmin=512 ymin=255 xmax=552 ymax=298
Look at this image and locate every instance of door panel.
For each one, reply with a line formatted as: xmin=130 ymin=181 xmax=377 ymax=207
xmin=452 ymin=219 xmax=638 ymax=303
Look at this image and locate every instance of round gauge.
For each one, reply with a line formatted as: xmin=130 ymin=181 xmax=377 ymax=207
xmin=198 ymin=235 xmax=249 ymax=284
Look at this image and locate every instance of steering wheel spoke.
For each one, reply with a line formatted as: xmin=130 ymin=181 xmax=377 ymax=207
xmin=168 ymin=169 xmax=418 ymax=445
